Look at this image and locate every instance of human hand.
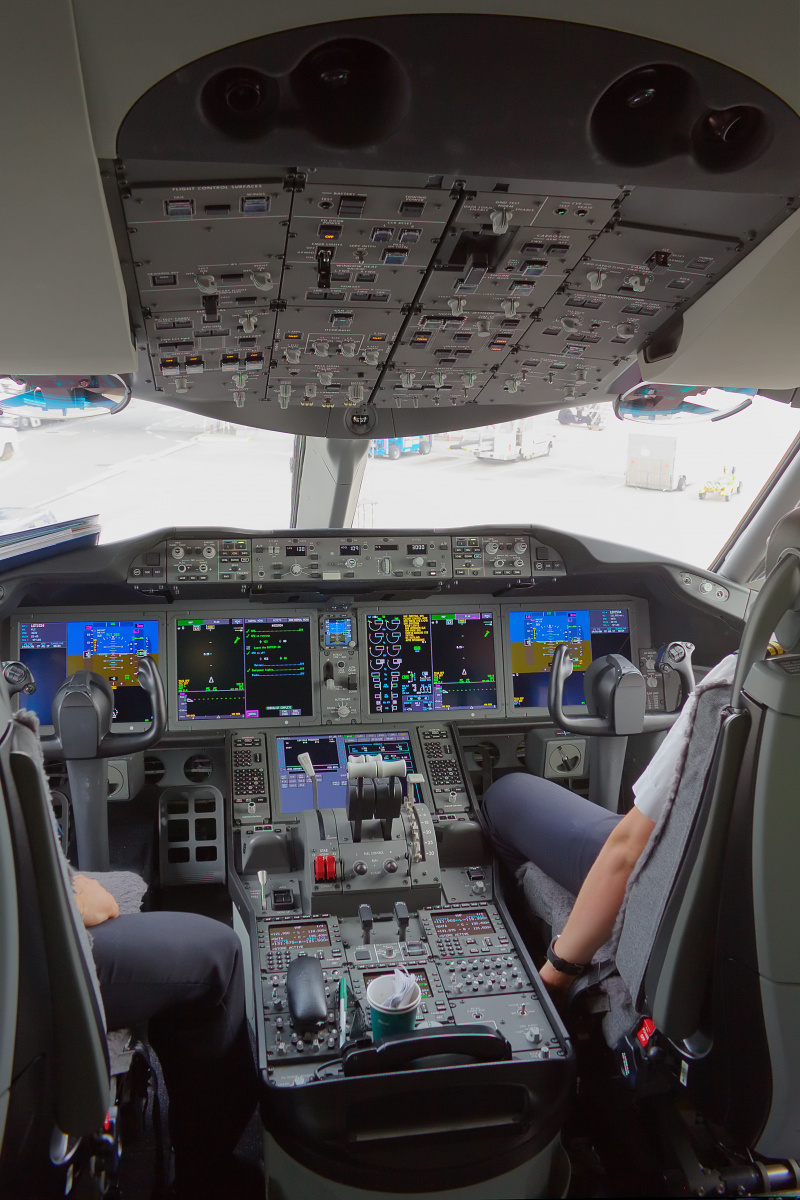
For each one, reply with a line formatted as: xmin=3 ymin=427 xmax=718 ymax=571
xmin=72 ymin=874 xmax=119 ymax=927
xmin=538 ymin=958 xmax=575 ymax=1006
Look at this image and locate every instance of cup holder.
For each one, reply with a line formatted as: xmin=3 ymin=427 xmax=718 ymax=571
xmin=200 ymin=66 xmax=280 ymax=140
xmin=691 ymin=105 xmax=771 ymax=172
xmin=590 ymin=64 xmax=697 ymax=167
xmin=290 ymin=37 xmax=409 ymax=148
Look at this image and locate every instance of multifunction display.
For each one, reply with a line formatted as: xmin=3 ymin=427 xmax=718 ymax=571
xmin=508 ymin=608 xmax=631 ymax=708
xmin=366 ymin=612 xmax=497 ymax=714
xmin=19 ymin=619 xmax=160 ymax=727
xmin=268 ymin=922 xmax=331 ymax=950
xmin=276 ymin=730 xmax=418 ymax=814
xmin=430 ymin=910 xmax=495 ymax=936
xmin=175 ymin=616 xmax=313 ymax=721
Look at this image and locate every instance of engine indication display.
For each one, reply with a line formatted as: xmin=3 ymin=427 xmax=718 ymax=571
xmin=175 ymin=615 xmax=313 ymax=721
xmin=19 ymin=619 xmax=160 ymax=728
xmin=367 ymin=611 xmax=497 ymax=714
xmin=508 ymin=607 xmax=631 ymax=709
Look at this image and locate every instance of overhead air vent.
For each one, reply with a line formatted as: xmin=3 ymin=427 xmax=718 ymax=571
xmin=200 ymin=67 xmax=279 ymax=140
xmin=290 ymin=38 xmax=409 ymax=148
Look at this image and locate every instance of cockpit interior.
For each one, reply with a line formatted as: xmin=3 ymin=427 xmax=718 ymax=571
xmin=5 ymin=4 xmax=800 ymax=1198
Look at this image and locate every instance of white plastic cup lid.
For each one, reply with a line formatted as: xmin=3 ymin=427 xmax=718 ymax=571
xmin=366 ymin=974 xmax=421 ymax=1013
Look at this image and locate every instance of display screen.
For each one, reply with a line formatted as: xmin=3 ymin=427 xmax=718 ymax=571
xmin=363 ymin=968 xmax=432 ymax=1001
xmin=339 ymin=544 xmax=360 ymax=556
xmin=508 ymin=608 xmax=631 ymax=709
xmin=324 ymin=617 xmax=353 ymax=648
xmin=275 ymin=730 xmax=418 ymax=814
xmin=175 ymin=615 xmax=313 ymax=721
xmin=268 ymin=922 xmax=331 ymax=950
xmin=430 ymin=910 xmax=495 ymax=937
xmin=366 ymin=612 xmax=497 ymax=714
xmin=19 ymin=619 xmax=160 ymax=727
xmin=285 ymin=545 xmax=307 ymax=557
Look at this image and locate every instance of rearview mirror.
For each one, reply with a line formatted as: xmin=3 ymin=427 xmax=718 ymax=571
xmin=614 ymin=383 xmax=755 ymax=424
xmin=0 ymin=374 xmax=131 ymax=420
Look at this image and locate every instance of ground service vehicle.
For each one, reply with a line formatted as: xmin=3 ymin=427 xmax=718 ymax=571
xmin=475 ymin=420 xmax=554 ymax=462
xmin=5 ymin=5 xmax=800 ymax=1200
xmin=370 ymin=435 xmax=432 ymax=460
xmin=699 ymin=467 xmax=743 ymax=501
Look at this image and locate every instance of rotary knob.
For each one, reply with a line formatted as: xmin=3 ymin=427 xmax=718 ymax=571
xmin=337 ymin=704 xmax=350 ymax=718
xmin=171 ymin=545 xmax=185 ymax=559
xmin=345 ymin=558 xmax=356 ymax=569
xmin=485 ymin=541 xmax=499 ymax=555
xmin=513 ymin=540 xmax=527 ymax=555
xmin=495 ymin=558 xmax=505 ymax=568
xmin=202 ymin=545 xmax=216 ymax=559
xmin=411 ymin=556 xmax=424 ymax=568
xmin=290 ymin=562 xmax=303 ymax=576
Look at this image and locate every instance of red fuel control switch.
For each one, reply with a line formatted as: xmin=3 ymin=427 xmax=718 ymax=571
xmin=314 ymin=855 xmax=326 ymax=882
xmin=324 ymin=854 xmax=337 ymax=881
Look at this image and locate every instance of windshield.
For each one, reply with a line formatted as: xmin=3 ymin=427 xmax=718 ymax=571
xmin=2 ymin=392 xmax=799 ymax=568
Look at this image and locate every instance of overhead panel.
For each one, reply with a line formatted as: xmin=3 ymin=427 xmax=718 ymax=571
xmin=107 ymin=13 xmax=800 ymax=435
xmin=123 ymin=181 xmax=290 ymax=407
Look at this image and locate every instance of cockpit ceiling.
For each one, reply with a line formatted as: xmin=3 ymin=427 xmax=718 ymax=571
xmin=11 ymin=12 xmax=800 ymax=438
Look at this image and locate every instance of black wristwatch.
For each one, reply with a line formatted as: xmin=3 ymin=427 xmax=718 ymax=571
xmin=546 ymin=936 xmax=588 ymax=977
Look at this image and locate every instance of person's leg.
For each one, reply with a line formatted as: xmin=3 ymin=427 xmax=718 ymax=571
xmin=91 ymin=911 xmax=258 ymax=1182
xmin=483 ymin=772 xmax=622 ymax=895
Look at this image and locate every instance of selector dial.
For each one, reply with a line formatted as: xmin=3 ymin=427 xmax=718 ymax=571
xmin=171 ymin=545 xmax=185 ymax=559
xmin=514 ymin=540 xmax=528 ymax=555
xmin=290 ymin=562 xmax=303 ymax=576
xmin=411 ymin=556 xmax=425 ymax=568
xmin=485 ymin=541 xmax=499 ymax=555
xmin=202 ymin=545 xmax=216 ymax=559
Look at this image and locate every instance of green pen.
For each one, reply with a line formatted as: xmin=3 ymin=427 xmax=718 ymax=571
xmin=339 ymin=977 xmax=347 ymax=1049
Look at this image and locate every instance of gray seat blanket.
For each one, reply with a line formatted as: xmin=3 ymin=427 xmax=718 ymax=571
xmin=518 ymin=680 xmax=733 ymax=1046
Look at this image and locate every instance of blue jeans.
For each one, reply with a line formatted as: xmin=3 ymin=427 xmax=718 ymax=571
xmin=483 ymin=772 xmax=622 ymax=896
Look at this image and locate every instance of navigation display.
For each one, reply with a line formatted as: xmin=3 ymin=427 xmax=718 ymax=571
xmin=366 ymin=611 xmax=497 ymax=714
xmin=175 ymin=615 xmax=313 ymax=721
xmin=275 ymin=730 xmax=418 ymax=814
xmin=508 ymin=608 xmax=631 ymax=709
xmin=19 ymin=619 xmax=160 ymax=728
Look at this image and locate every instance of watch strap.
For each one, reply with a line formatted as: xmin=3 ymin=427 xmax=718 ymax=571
xmin=546 ymin=936 xmax=588 ymax=977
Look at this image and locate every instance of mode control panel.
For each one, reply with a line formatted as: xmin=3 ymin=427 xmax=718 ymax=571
xmin=127 ymin=530 xmax=569 ymax=590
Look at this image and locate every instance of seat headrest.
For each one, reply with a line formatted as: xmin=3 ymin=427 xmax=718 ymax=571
xmin=766 ymin=508 xmax=800 ymax=652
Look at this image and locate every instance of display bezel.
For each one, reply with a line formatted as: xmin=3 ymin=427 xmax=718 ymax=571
xmin=267 ymin=725 xmax=431 ymax=820
xmin=167 ymin=606 xmax=320 ymax=731
xmin=501 ymin=596 xmax=650 ymax=718
xmin=358 ymin=600 xmax=506 ymax=723
xmin=11 ymin=607 xmax=166 ymax=734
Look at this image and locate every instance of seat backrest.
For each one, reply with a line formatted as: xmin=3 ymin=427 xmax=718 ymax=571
xmin=0 ymin=685 xmax=110 ymax=1187
xmin=614 ymin=685 xmax=746 ymax=1038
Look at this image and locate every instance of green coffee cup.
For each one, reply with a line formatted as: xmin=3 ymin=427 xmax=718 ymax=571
xmin=366 ymin=974 xmax=421 ymax=1043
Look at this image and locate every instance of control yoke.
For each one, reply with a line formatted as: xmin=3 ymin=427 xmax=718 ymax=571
xmin=40 ymin=655 xmax=166 ymax=870
xmin=547 ymin=643 xmax=689 ymax=812
xmin=547 ymin=643 xmax=683 ymax=737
